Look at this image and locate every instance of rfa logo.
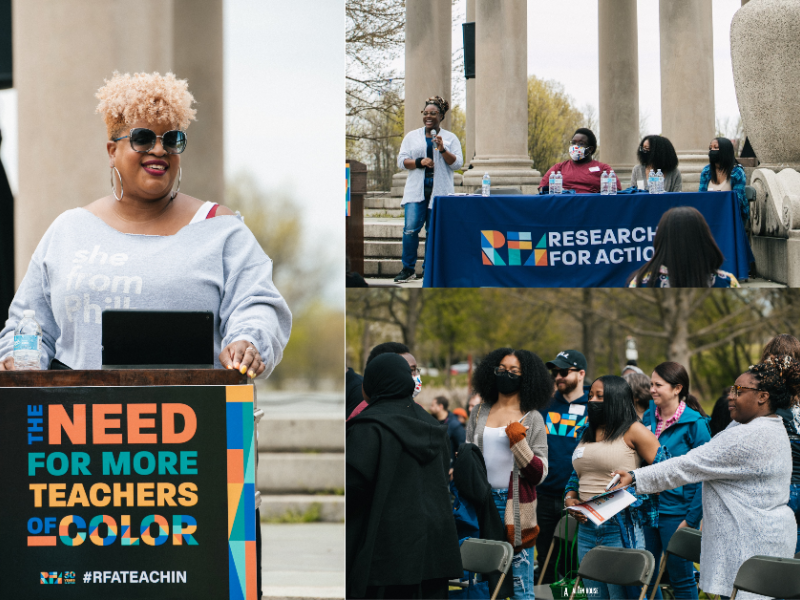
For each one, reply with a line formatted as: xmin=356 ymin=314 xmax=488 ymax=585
xmin=40 ymin=572 xmax=62 ymax=584
xmin=481 ymin=231 xmax=548 ymax=266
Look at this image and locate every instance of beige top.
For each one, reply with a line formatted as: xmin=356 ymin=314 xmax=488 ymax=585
xmin=708 ymin=177 xmax=732 ymax=191
xmin=573 ymin=436 xmax=641 ymax=501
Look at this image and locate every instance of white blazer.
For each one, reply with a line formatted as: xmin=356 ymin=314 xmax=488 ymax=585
xmin=397 ymin=127 xmax=464 ymax=206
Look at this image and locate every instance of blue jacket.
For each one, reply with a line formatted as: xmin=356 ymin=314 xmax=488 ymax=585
xmin=536 ymin=387 xmax=589 ymax=497
xmin=642 ymin=402 xmax=712 ymax=528
xmin=699 ymin=163 xmax=749 ymax=223
xmin=442 ymin=412 xmax=466 ymax=467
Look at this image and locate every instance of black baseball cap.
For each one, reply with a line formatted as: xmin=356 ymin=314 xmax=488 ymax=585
xmin=546 ymin=350 xmax=587 ymax=371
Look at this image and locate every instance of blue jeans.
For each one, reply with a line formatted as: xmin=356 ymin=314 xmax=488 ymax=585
xmin=644 ymin=516 xmax=699 ymax=600
xmin=401 ymin=184 xmax=433 ymax=270
xmin=788 ymin=483 xmax=800 ymax=554
xmin=492 ymin=489 xmax=535 ymax=600
xmin=577 ymin=513 xmax=644 ymax=600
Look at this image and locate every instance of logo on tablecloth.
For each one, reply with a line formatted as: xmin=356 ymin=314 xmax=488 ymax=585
xmin=482 ymin=231 xmax=548 ymax=266
xmin=481 ymin=228 xmax=656 ymax=268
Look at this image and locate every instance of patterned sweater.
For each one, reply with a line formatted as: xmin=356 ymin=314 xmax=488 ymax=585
xmin=466 ymin=404 xmax=548 ymax=551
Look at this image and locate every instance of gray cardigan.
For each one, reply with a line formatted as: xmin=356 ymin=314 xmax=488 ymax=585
xmin=466 ymin=403 xmax=548 ymax=547
xmin=630 ymin=164 xmax=683 ymax=192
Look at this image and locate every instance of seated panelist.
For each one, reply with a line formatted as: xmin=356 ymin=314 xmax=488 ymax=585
xmin=540 ymin=128 xmax=619 ymax=194
xmin=0 ymin=71 xmax=291 ymax=376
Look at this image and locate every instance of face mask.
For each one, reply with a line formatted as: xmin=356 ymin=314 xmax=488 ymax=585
xmin=638 ymin=148 xmax=650 ymax=164
xmin=569 ymin=145 xmax=587 ymax=161
xmin=412 ymin=375 xmax=422 ymax=398
xmin=496 ymin=372 xmax=521 ymax=395
xmin=587 ymin=401 xmax=606 ymax=426
xmin=709 ymin=149 xmax=720 ymax=163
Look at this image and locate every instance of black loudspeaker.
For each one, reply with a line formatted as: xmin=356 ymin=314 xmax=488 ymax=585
xmin=0 ymin=0 xmax=10 ymax=89
xmin=462 ymin=22 xmax=475 ymax=80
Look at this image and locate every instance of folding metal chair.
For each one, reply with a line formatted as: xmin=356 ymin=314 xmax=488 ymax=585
xmin=649 ymin=527 xmax=702 ymax=600
xmin=568 ymin=547 xmax=655 ymax=600
xmin=457 ymin=538 xmax=515 ymax=600
xmin=533 ymin=515 xmax=579 ymax=600
xmin=729 ymin=555 xmax=800 ymax=600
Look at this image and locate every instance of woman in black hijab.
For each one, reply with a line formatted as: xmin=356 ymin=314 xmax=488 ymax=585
xmin=346 ymin=353 xmax=462 ymax=599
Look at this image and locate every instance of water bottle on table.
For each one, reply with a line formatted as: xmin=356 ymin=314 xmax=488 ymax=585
xmin=13 ymin=309 xmax=42 ymax=370
xmin=608 ymin=169 xmax=617 ymax=195
xmin=549 ymin=171 xmax=556 ymax=194
xmin=555 ymin=171 xmax=563 ymax=194
xmin=648 ymin=169 xmax=656 ymax=194
xmin=600 ymin=171 xmax=609 ymax=195
xmin=656 ymin=169 xmax=664 ymax=194
xmin=482 ymin=172 xmax=491 ymax=197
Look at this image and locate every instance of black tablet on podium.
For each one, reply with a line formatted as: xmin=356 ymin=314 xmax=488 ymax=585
xmin=101 ymin=310 xmax=214 ymax=369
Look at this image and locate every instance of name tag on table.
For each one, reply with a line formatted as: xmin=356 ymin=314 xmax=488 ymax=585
xmin=573 ymin=447 xmax=585 ymax=460
xmin=589 ymin=167 xmax=601 ymax=172
xmin=569 ymin=403 xmax=586 ymax=415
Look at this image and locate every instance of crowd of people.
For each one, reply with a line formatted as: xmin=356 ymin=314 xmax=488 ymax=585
xmin=382 ymin=93 xmax=751 ymax=288
xmin=346 ymin=335 xmax=800 ymax=600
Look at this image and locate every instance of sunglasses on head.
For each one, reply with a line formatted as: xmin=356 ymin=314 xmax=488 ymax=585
xmin=113 ymin=128 xmax=187 ymax=155
xmin=551 ymin=368 xmax=578 ymax=378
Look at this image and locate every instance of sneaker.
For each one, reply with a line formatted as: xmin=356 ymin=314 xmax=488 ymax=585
xmin=394 ymin=268 xmax=417 ymax=283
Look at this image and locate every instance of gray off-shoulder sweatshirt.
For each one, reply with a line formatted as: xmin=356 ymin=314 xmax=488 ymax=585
xmin=0 ymin=209 xmax=292 ymax=374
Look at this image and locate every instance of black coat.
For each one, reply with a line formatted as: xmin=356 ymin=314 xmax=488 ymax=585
xmin=453 ymin=442 xmax=514 ymax=599
xmin=346 ymin=397 xmax=462 ymax=598
xmin=346 ymin=367 xmax=364 ymax=418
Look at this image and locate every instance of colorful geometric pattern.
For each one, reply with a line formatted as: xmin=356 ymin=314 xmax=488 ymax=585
xmin=481 ymin=230 xmax=506 ymax=265
xmin=226 ymin=386 xmax=257 ymax=600
xmin=507 ymin=232 xmax=532 ymax=266
xmin=346 ymin=163 xmax=351 ymax=217
xmin=140 ymin=515 xmax=169 ymax=546
xmin=89 ymin=514 xmax=117 ymax=546
xmin=545 ymin=411 xmax=587 ymax=438
xmin=59 ymin=515 xmax=85 ymax=546
xmin=524 ymin=234 xmax=548 ymax=266
xmin=121 ymin=515 xmax=139 ymax=546
xmin=40 ymin=572 xmax=62 ymax=584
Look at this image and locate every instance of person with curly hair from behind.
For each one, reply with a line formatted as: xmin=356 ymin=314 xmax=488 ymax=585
xmin=611 ymin=356 xmax=800 ymax=600
xmin=466 ymin=348 xmax=552 ymax=599
xmin=394 ymin=95 xmax=463 ymax=283
xmin=0 ymin=71 xmax=291 ymax=375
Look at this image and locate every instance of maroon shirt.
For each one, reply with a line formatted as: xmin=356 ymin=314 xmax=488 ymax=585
xmin=541 ymin=159 xmax=620 ymax=194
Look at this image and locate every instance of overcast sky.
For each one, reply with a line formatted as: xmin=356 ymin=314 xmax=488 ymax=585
xmin=0 ymin=0 xmax=344 ymax=305
xmin=445 ymin=0 xmax=743 ymax=138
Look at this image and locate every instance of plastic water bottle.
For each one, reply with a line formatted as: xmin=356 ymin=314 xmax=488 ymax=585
xmin=600 ymin=171 xmax=609 ymax=195
xmin=555 ymin=171 xmax=563 ymax=194
xmin=608 ymin=169 xmax=617 ymax=195
xmin=648 ymin=169 xmax=656 ymax=194
xmin=13 ymin=309 xmax=42 ymax=370
xmin=549 ymin=171 xmax=556 ymax=194
xmin=481 ymin=172 xmax=491 ymax=197
xmin=656 ymin=169 xmax=665 ymax=194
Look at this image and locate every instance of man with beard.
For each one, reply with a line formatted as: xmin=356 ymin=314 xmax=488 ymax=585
xmin=536 ymin=350 xmax=589 ymax=585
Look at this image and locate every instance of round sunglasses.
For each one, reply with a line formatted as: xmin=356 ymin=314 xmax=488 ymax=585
xmin=113 ymin=128 xmax=187 ymax=155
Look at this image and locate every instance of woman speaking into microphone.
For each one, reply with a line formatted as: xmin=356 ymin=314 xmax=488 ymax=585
xmin=393 ymin=96 xmax=463 ymax=283
xmin=0 ymin=71 xmax=291 ymax=376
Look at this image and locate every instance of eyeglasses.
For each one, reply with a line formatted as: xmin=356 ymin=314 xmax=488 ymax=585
xmin=494 ymin=366 xmax=521 ymax=379
xmin=421 ymin=111 xmax=440 ymax=117
xmin=728 ymin=384 xmax=760 ymax=397
xmin=551 ymin=368 xmax=578 ymax=378
xmin=113 ymin=128 xmax=187 ymax=155
xmin=410 ymin=367 xmax=420 ymax=377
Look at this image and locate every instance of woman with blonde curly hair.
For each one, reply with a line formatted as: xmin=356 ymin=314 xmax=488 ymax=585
xmin=394 ymin=95 xmax=463 ymax=283
xmin=0 ymin=71 xmax=291 ymax=375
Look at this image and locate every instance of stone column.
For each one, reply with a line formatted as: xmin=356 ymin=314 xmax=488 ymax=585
xmin=465 ymin=0 xmax=475 ymax=169
xmin=13 ymin=0 xmax=224 ymax=287
xmin=391 ymin=0 xmax=452 ymax=196
xmin=659 ymin=0 xmax=715 ymax=191
xmin=463 ymin=0 xmax=539 ymax=192
xmin=598 ymin=0 xmax=639 ymax=185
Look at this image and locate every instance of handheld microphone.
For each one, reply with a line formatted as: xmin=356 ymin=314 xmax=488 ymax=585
xmin=430 ymin=129 xmax=437 ymax=170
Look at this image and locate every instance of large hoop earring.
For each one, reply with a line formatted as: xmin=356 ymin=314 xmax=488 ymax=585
xmin=170 ymin=167 xmax=182 ymax=200
xmin=110 ymin=166 xmax=123 ymax=201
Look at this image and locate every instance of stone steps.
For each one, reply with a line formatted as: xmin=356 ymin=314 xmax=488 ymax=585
xmin=257 ymin=415 xmax=343 ymax=522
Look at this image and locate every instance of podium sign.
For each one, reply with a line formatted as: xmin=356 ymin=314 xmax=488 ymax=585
xmin=0 ymin=385 xmax=256 ymax=599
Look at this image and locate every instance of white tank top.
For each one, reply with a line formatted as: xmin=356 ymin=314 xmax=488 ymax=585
xmin=483 ymin=426 xmax=516 ymax=489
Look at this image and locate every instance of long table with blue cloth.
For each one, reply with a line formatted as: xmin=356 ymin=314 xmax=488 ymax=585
xmin=422 ymin=191 xmax=749 ymax=288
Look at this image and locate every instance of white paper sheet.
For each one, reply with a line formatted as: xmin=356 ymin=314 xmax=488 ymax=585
xmin=567 ymin=488 xmax=636 ymax=526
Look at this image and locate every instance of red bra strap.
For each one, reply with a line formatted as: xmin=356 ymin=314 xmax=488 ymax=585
xmin=206 ymin=203 xmax=219 ymax=219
